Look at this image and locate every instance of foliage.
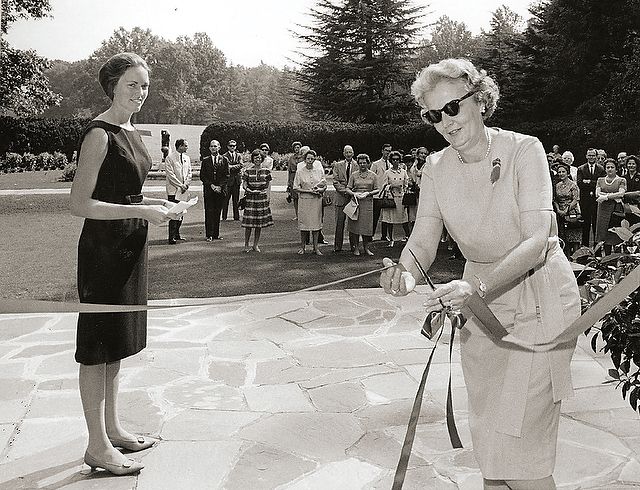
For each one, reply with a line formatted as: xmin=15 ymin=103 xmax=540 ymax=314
xmin=295 ymin=0 xmax=424 ymax=123
xmin=515 ymin=0 xmax=640 ymax=122
xmin=1 ymin=0 xmax=51 ymax=34
xmin=41 ymin=28 xmax=303 ymax=124
xmin=573 ymin=221 xmax=640 ymax=413
xmin=199 ymin=120 xmax=444 ymax=162
xmin=59 ymin=162 xmax=76 ymax=182
xmin=413 ymin=15 xmax=477 ymax=71
xmin=0 ymin=116 xmax=90 ymax=158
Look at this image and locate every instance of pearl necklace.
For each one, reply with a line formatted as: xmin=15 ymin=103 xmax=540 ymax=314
xmin=455 ymin=129 xmax=491 ymax=164
xmin=604 ymin=175 xmax=617 ymax=185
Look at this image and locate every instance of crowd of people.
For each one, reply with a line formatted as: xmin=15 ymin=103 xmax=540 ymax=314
xmin=547 ymin=146 xmax=640 ymax=255
xmin=69 ymin=50 xmax=614 ymax=488
xmin=163 ymin=135 xmax=431 ymax=256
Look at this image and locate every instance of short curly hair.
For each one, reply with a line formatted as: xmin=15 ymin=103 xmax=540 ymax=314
xmin=411 ymin=58 xmax=499 ymax=120
xmin=356 ymin=153 xmax=371 ymax=165
xmin=98 ymin=52 xmax=149 ymax=100
xmin=251 ymin=149 xmax=264 ymax=162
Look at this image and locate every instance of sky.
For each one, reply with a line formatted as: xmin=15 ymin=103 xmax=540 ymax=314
xmin=5 ymin=0 xmax=535 ymax=68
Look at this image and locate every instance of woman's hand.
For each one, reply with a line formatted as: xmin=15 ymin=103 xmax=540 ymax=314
xmin=596 ymin=194 xmax=608 ymax=203
xmin=380 ymin=257 xmax=416 ymax=296
xmin=140 ymin=205 xmax=173 ymax=226
xmin=423 ymin=280 xmax=474 ymax=311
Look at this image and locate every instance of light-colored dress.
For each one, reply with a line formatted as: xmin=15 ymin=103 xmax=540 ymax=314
xmin=347 ymin=170 xmax=377 ymax=236
xmin=381 ymin=167 xmax=409 ymax=224
xmin=595 ymin=175 xmax=626 ymax=244
xmin=406 ymin=161 xmax=423 ymax=222
xmin=419 ymin=128 xmax=580 ymax=479
xmin=294 ymin=164 xmax=326 ymax=231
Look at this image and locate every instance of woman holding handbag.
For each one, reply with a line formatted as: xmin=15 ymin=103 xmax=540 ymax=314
xmin=405 ymin=147 xmax=427 ymax=231
xmin=293 ymin=149 xmax=327 ymax=255
xmin=346 ymin=153 xmax=379 ymax=256
xmin=552 ymin=161 xmax=581 ymax=255
xmin=381 ymin=151 xmax=411 ymax=247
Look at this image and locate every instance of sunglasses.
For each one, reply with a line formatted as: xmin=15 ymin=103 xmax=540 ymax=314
xmin=420 ymin=91 xmax=476 ymax=124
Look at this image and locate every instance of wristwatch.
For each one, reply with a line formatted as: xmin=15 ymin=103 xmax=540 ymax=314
xmin=473 ymin=274 xmax=488 ymax=298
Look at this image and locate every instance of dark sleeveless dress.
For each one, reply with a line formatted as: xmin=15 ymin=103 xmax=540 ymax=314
xmin=75 ymin=120 xmax=151 ymax=365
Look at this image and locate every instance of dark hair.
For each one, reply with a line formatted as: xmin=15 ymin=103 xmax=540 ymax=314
xmin=304 ymin=149 xmax=317 ymax=159
xmin=356 ymin=153 xmax=371 ymax=164
xmin=251 ymin=149 xmax=264 ymax=162
xmin=604 ymin=157 xmax=617 ymax=168
xmin=382 ymin=143 xmax=392 ymax=151
xmin=175 ymin=139 xmax=186 ymax=150
xmin=98 ymin=52 xmax=149 ymax=100
xmin=388 ymin=150 xmax=403 ymax=162
xmin=626 ymin=155 xmax=639 ymax=166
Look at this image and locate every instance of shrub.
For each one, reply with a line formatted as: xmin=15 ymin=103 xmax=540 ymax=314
xmin=59 ymin=162 xmax=77 ymax=182
xmin=37 ymin=152 xmax=54 ymax=171
xmin=3 ymin=152 xmax=22 ymax=172
xmin=21 ymin=152 xmax=37 ymax=171
xmin=52 ymin=151 xmax=68 ymax=169
xmin=0 ymin=116 xmax=90 ymax=160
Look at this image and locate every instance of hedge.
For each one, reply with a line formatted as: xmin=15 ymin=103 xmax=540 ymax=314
xmin=0 ymin=116 xmax=90 ymax=160
xmin=199 ymin=120 xmax=446 ymax=162
xmin=1 ymin=116 xmax=638 ymax=169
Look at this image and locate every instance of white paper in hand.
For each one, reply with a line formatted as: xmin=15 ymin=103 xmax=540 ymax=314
xmin=168 ymin=196 xmax=198 ymax=215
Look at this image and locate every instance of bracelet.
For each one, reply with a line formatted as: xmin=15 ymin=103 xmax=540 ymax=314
xmin=473 ymin=274 xmax=488 ymax=298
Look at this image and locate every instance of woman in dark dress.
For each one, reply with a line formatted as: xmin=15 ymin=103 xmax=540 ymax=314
xmin=70 ymin=53 xmax=177 ymax=475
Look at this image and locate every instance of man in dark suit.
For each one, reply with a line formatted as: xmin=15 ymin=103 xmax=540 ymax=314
xmin=332 ymin=145 xmax=357 ymax=252
xmin=200 ymin=139 xmax=228 ymax=241
xmin=222 ymin=139 xmax=243 ymax=221
xmin=577 ymin=148 xmax=606 ymax=246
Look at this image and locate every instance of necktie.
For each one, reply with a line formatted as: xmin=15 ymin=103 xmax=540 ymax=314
xmin=346 ymin=161 xmax=351 ymax=181
xmin=590 ymin=165 xmax=594 ymax=176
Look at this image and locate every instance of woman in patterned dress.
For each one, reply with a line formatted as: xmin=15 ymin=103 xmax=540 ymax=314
xmin=381 ymin=58 xmax=581 ymax=489
xmin=241 ymin=149 xmax=274 ymax=253
xmin=595 ymin=157 xmax=627 ymax=255
xmin=293 ymin=149 xmax=327 ymax=255
xmin=346 ymin=154 xmax=379 ymax=256
xmin=381 ymin=150 xmax=411 ymax=247
xmin=70 ymin=53 xmax=176 ymax=475
xmin=552 ymin=162 xmax=581 ymax=255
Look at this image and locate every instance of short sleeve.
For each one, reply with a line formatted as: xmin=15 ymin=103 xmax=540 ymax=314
xmin=619 ymin=177 xmax=627 ymax=191
xmin=415 ymin=154 xmax=443 ymax=221
xmin=515 ymin=137 xmax=553 ymax=212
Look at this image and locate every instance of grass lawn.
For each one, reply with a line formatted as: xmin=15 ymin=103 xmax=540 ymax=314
xmin=0 ymin=175 xmax=464 ymax=301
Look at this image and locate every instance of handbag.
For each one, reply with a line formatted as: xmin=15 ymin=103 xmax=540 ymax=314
xmin=343 ymin=199 xmax=359 ymax=220
xmin=322 ymin=193 xmax=333 ymax=207
xmin=238 ymin=196 xmax=247 ymax=210
xmin=402 ymin=192 xmax=417 ymax=206
xmin=378 ymin=185 xmax=396 ymax=209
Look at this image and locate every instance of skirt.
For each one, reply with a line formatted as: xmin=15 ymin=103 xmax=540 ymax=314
xmin=298 ymin=195 xmax=323 ymax=231
xmin=381 ymin=195 xmax=408 ymax=224
xmin=348 ymin=197 xmax=374 ymax=236
xmin=596 ymin=200 xmax=623 ymax=245
xmin=242 ymin=192 xmax=274 ymax=228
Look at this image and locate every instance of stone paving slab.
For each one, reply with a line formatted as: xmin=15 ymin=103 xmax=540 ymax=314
xmin=0 ymin=288 xmax=639 ymax=489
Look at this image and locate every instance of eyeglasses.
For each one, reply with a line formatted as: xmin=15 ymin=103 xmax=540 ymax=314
xmin=420 ymin=91 xmax=476 ymax=124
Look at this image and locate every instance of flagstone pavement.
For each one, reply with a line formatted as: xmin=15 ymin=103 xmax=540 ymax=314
xmin=1 ymin=287 xmax=639 ymax=489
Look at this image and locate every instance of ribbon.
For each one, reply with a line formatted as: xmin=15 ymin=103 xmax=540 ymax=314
xmin=0 ymin=264 xmax=397 ymax=315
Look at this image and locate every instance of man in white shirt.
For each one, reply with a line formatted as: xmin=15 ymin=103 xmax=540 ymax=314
xmin=332 ymin=145 xmax=357 ymax=252
xmin=369 ymin=143 xmax=392 ymax=241
xmin=164 ymin=138 xmax=192 ymax=244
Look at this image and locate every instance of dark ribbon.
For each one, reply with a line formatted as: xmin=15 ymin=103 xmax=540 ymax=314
xmin=393 ymin=251 xmax=466 ymax=489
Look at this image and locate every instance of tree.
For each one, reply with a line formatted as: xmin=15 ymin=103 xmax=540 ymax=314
xmin=0 ymin=0 xmax=60 ymax=116
xmin=517 ymin=0 xmax=640 ymax=121
xmin=295 ymin=0 xmax=424 ymax=123
xmin=473 ymin=6 xmax=528 ymax=121
xmin=1 ymin=0 xmax=51 ymax=34
xmin=413 ymin=15 xmax=477 ymax=71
